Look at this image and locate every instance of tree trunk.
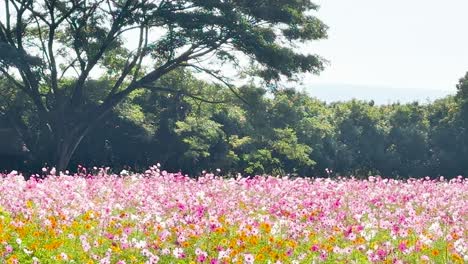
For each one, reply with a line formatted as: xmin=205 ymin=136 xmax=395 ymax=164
xmin=54 ymin=129 xmax=88 ymax=173
xmin=50 ymin=80 xmax=143 ymax=173
xmin=55 ymin=140 xmax=72 ymax=173
xmin=52 ymin=106 xmax=115 ymax=173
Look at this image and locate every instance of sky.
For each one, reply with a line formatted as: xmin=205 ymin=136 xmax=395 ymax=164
xmin=301 ymin=0 xmax=468 ymax=104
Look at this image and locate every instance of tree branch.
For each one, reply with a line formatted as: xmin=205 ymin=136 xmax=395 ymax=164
xmin=108 ymin=24 xmax=147 ymax=97
xmin=55 ymin=1 xmax=81 ymax=26
xmin=181 ymin=63 xmax=250 ymax=106
xmin=19 ymin=1 xmax=51 ymax=26
xmin=70 ymin=0 xmax=134 ymax=107
xmin=65 ymin=17 xmax=86 ymax=71
xmin=58 ymin=57 xmax=79 ymax=80
xmin=46 ymin=10 xmax=59 ymax=99
xmin=5 ymin=0 xmax=11 ymax=38
xmin=0 ymin=26 xmax=6 ymax=42
xmin=132 ymin=25 xmax=148 ymax=82
xmin=140 ymin=84 xmax=228 ymax=104
xmin=0 ymin=1 xmax=17 ymax=46
xmin=33 ymin=17 xmax=51 ymax=66
xmin=0 ymin=68 xmax=31 ymax=96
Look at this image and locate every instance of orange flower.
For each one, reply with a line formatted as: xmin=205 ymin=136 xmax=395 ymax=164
xmin=30 ymin=242 xmax=39 ymax=250
xmin=354 ymin=236 xmax=365 ymax=245
xmin=451 ymin=232 xmax=460 ymax=240
xmin=181 ymin=241 xmax=190 ymax=247
xmin=260 ymin=222 xmax=272 ymax=233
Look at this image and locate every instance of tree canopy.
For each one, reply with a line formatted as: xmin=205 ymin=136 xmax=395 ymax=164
xmin=0 ymin=0 xmax=327 ymax=170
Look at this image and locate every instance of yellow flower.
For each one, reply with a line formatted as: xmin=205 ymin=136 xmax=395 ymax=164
xmin=248 ymin=235 xmax=259 ymax=245
xmin=308 ymin=232 xmax=316 ymax=240
xmin=256 ymin=254 xmax=266 ymax=261
xmin=26 ymin=200 xmax=34 ymax=209
xmin=277 ymin=240 xmax=285 ymax=247
xmin=111 ymin=245 xmax=121 ymax=253
xmin=215 ymin=227 xmax=226 ymax=234
xmin=270 ymin=252 xmax=280 ymax=261
xmin=220 ymin=238 xmax=228 ymax=246
xmin=451 ymin=253 xmax=463 ymax=263
xmin=229 ymin=239 xmax=237 ymax=248
xmin=6 ymin=255 xmax=18 ymax=264
xmin=218 ymin=215 xmax=226 ymax=223
xmin=287 ymin=240 xmax=297 ymax=248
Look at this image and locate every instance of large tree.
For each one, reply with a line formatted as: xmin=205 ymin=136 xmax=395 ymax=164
xmin=0 ymin=0 xmax=327 ymax=170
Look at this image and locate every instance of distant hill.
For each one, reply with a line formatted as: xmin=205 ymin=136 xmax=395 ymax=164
xmin=303 ymin=84 xmax=455 ymax=105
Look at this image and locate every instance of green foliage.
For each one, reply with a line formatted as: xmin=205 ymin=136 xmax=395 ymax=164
xmin=385 ymin=103 xmax=430 ymax=177
xmin=427 ymin=96 xmax=467 ymax=176
xmin=272 ymin=127 xmax=315 ymax=169
xmin=2 ymin=68 xmax=468 ymax=178
xmin=0 ymin=0 xmax=327 ymax=170
xmin=176 ymin=116 xmax=224 ymax=162
xmin=332 ymin=100 xmax=387 ymax=176
xmin=243 ymin=149 xmax=280 ymax=175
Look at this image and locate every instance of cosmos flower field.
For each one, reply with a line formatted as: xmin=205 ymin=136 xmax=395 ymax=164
xmin=0 ymin=167 xmax=466 ymax=263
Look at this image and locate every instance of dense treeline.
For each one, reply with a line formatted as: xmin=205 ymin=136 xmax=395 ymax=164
xmin=1 ymin=70 xmax=468 ymax=178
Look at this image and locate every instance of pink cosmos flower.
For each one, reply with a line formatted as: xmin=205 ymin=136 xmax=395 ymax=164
xmin=5 ymin=244 xmax=13 ymax=253
xmin=197 ymin=254 xmax=207 ymax=262
xmin=244 ymin=254 xmax=254 ymax=264
xmin=311 ymin=244 xmax=319 ymax=252
xmin=398 ymin=241 xmax=407 ymax=251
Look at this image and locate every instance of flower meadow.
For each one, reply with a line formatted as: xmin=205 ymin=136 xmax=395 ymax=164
xmin=0 ymin=167 xmax=467 ymax=264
